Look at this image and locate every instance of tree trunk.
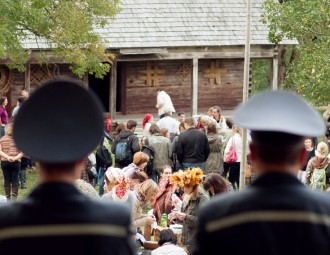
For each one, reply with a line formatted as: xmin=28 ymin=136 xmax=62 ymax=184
xmin=289 ymin=45 xmax=298 ymax=64
xmin=277 ymin=45 xmax=287 ymax=88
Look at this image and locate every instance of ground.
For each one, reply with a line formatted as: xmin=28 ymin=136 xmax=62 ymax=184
xmin=0 ymin=167 xmax=39 ymax=200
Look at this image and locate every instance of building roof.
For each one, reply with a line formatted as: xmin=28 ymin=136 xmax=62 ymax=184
xmin=23 ymin=0 xmax=295 ymax=50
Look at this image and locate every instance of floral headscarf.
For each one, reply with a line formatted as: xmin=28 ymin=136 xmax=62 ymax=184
xmin=105 ymin=167 xmax=129 ymax=201
xmin=171 ymin=168 xmax=204 ymax=188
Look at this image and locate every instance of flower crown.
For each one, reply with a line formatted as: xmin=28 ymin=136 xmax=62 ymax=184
xmin=171 ymin=167 xmax=204 ymax=188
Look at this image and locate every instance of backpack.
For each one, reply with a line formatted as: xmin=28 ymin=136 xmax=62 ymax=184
xmin=310 ymin=164 xmax=328 ymax=191
xmin=96 ymin=145 xmax=112 ymax=169
xmin=115 ymin=135 xmax=133 ymax=165
xmin=141 ymin=144 xmax=155 ymax=177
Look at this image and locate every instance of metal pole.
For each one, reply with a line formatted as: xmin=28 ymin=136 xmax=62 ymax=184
xmin=239 ymin=0 xmax=251 ymax=190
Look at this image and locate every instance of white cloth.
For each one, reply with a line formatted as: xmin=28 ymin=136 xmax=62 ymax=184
xmin=157 ymin=116 xmax=179 ymax=134
xmin=215 ymin=117 xmax=227 ymax=134
xmin=156 ymin=91 xmax=175 ymax=116
xmin=151 ymin=244 xmax=187 ymax=255
xmin=143 ymin=122 xmax=152 ymax=138
xmin=88 ymin=153 xmax=96 ymax=166
xmin=12 ymin=106 xmax=20 ymax=117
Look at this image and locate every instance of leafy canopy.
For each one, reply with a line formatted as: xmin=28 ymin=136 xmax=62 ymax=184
xmin=0 ymin=0 xmax=121 ymax=78
xmin=262 ymin=0 xmax=330 ymax=106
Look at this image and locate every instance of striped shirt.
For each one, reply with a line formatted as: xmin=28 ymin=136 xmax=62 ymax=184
xmin=0 ymin=135 xmax=20 ymax=161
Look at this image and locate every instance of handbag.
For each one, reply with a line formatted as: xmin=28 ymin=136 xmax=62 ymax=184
xmin=225 ymin=138 xmax=238 ymax=163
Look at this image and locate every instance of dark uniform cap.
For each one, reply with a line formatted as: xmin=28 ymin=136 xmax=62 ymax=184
xmin=13 ymin=79 xmax=104 ymax=163
xmin=233 ymin=90 xmax=325 ymax=137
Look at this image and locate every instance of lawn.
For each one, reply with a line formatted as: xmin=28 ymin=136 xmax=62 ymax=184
xmin=0 ymin=167 xmax=39 ymax=200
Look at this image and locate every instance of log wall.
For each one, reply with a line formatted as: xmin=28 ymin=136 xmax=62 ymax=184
xmin=123 ymin=59 xmax=243 ymax=115
xmin=0 ymin=64 xmax=79 ymax=117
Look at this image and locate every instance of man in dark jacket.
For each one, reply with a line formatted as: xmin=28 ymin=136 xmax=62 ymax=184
xmin=0 ymin=79 xmax=135 ymax=255
xmin=176 ymin=117 xmax=210 ymax=170
xmin=192 ymin=91 xmax=330 ymax=255
xmin=111 ymin=120 xmax=140 ymax=168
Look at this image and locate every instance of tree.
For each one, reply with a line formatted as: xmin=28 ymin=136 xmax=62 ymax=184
xmin=262 ymin=0 xmax=330 ymax=106
xmin=0 ymin=0 xmax=121 ymax=78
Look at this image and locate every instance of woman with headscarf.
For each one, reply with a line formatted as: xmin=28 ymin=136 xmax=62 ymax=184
xmin=168 ymin=168 xmax=208 ymax=252
xmin=305 ymin=142 xmax=330 ymax=191
xmin=102 ymin=167 xmax=136 ymax=209
xmin=152 ymin=165 xmax=182 ymax=225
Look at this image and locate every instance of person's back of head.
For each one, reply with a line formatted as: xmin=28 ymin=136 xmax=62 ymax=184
xmin=130 ymin=170 xmax=148 ymax=186
xmin=234 ymin=90 xmax=325 ymax=173
xmin=316 ymin=141 xmax=329 ymax=158
xmin=126 ymin=120 xmax=137 ymax=131
xmin=206 ymin=123 xmax=217 ymax=134
xmin=203 ymin=173 xmax=230 ymax=196
xmin=158 ymin=229 xmax=177 ymax=246
xmin=133 ymin=151 xmax=149 ymax=166
xmin=135 ymin=179 xmax=158 ymax=203
xmin=13 ymin=79 xmax=104 ymax=176
xmin=116 ymin=123 xmax=126 ymax=134
xmin=17 ymin=96 xmax=26 ymax=105
xmin=149 ymin=124 xmax=160 ymax=135
xmin=226 ymin=118 xmax=233 ymax=129
xmin=184 ymin=117 xmax=195 ymax=129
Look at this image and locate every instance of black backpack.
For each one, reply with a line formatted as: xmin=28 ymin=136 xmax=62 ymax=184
xmin=141 ymin=144 xmax=155 ymax=177
xmin=115 ymin=135 xmax=133 ymax=165
xmin=96 ymin=145 xmax=112 ymax=169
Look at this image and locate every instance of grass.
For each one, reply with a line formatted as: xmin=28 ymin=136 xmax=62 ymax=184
xmin=0 ymin=167 xmax=39 ymax=200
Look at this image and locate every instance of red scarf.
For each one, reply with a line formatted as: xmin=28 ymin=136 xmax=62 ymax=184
xmin=152 ymin=177 xmax=173 ymax=224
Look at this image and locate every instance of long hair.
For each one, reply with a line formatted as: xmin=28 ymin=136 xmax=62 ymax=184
xmin=135 ymin=179 xmax=158 ymax=202
xmin=232 ymin=125 xmax=242 ymax=137
xmin=203 ymin=173 xmax=230 ymax=196
xmin=142 ymin=114 xmax=153 ymax=129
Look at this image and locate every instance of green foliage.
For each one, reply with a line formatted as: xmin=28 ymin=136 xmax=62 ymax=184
xmin=262 ymin=0 xmax=330 ymax=106
xmin=251 ymin=59 xmax=271 ymax=94
xmin=0 ymin=0 xmax=121 ymax=78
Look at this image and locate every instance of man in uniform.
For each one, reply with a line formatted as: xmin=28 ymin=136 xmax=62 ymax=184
xmin=192 ymin=90 xmax=330 ymax=255
xmin=0 ymin=79 xmax=135 ymax=255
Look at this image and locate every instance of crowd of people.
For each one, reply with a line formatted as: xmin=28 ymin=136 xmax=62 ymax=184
xmin=0 ymin=80 xmax=330 ymax=255
xmin=75 ymin=89 xmax=330 ymax=254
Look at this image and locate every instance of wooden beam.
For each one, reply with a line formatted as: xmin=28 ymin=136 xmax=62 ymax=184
xmin=121 ymin=63 xmax=127 ymax=115
xmin=120 ymin=48 xmax=168 ymax=54
xmin=110 ymin=61 xmax=117 ymax=119
xmin=24 ymin=62 xmax=31 ymax=92
xmin=82 ymin=74 xmax=88 ymax=88
xmin=191 ymin=58 xmax=198 ymax=116
xmin=272 ymin=48 xmax=279 ymax=91
xmin=116 ymin=51 xmax=275 ymax=62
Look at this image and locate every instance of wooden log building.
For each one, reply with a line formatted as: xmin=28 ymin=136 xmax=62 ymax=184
xmin=0 ymin=0 xmax=295 ymax=118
